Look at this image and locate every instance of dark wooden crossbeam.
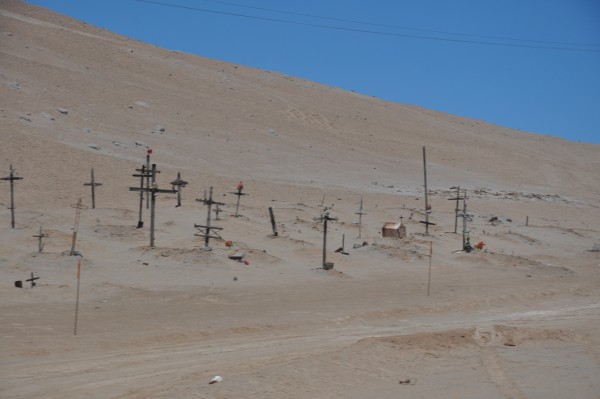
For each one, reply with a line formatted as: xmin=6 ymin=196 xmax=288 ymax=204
xmin=26 ymin=272 xmax=39 ymax=288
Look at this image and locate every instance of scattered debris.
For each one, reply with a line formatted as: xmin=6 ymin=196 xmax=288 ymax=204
xmin=209 ymin=376 xmax=223 ymax=384
xmin=88 ymin=144 xmax=101 ymax=150
xmin=18 ymin=115 xmax=31 ymax=123
xmin=57 ymin=107 xmax=69 ymax=115
xmin=228 ymin=253 xmax=246 ymax=261
xmin=590 ymin=244 xmax=600 ymax=253
xmin=112 ymin=141 xmax=128 ymax=148
xmin=399 ymin=378 xmax=416 ymax=385
xmin=8 ymin=81 xmax=20 ymax=90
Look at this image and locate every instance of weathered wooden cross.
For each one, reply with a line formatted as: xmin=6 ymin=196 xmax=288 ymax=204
xmin=170 ymin=171 xmax=188 ymax=207
xmin=194 ymin=186 xmax=225 ymax=250
xmin=83 ymin=168 xmax=102 ymax=209
xmin=1 ymin=164 xmax=24 ymax=228
xmin=33 ymin=225 xmax=49 ymax=253
xmin=232 ymin=181 xmax=247 ymax=217
xmin=458 ymin=188 xmax=472 ymax=250
xmin=355 ymin=196 xmax=366 ymax=238
xmin=448 ymin=186 xmax=465 ymax=234
xmin=26 ymin=272 xmax=40 ymax=288
xmin=317 ymin=207 xmax=338 ymax=269
xmin=129 ymin=164 xmax=175 ymax=247
xmin=70 ymin=198 xmax=88 ymax=256
xmin=268 ymin=206 xmax=278 ymax=236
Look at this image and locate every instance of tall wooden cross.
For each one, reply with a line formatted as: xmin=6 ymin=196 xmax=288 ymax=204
xmin=1 ymin=164 xmax=24 ymax=228
xmin=317 ymin=207 xmax=338 ymax=269
xmin=419 ymin=147 xmax=435 ymax=234
xmin=355 ymin=196 xmax=366 ymax=238
xmin=129 ymin=164 xmax=175 ymax=247
xmin=83 ymin=168 xmax=102 ymax=209
xmin=195 ymin=187 xmax=225 ymax=250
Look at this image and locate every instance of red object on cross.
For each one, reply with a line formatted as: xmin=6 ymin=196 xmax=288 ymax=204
xmin=236 ymin=181 xmax=244 ymax=191
xmin=147 ymin=148 xmax=153 ymax=155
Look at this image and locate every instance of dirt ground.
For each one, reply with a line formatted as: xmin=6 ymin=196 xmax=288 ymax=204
xmin=1 ymin=1 xmax=599 ymax=398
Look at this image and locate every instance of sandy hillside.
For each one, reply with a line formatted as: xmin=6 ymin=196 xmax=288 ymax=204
xmin=1 ymin=1 xmax=599 ymax=398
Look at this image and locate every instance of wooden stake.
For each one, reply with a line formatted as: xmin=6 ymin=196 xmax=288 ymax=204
xmin=419 ymin=148 xmax=435 ymax=233
xmin=232 ymin=181 xmax=247 ymax=217
xmin=355 ymin=197 xmax=365 ymax=238
xmin=74 ymin=258 xmax=81 ymax=335
xmin=268 ymin=207 xmax=278 ymax=236
xmin=170 ymin=171 xmax=188 ymax=207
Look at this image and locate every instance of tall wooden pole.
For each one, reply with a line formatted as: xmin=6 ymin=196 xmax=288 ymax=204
xmin=454 ymin=186 xmax=460 ymax=234
xmin=137 ymin=165 xmax=145 ymax=228
xmin=74 ymin=258 xmax=81 ymax=335
xmin=462 ymin=189 xmax=468 ymax=249
xmin=70 ymin=198 xmax=87 ymax=256
xmin=423 ymin=146 xmax=430 ymax=235
xmin=145 ymin=149 xmax=152 ymax=209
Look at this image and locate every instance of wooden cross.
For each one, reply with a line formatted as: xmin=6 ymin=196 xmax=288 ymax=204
xmin=1 ymin=164 xmax=24 ymax=228
xmin=170 ymin=171 xmax=188 ymax=207
xmin=232 ymin=181 xmax=247 ymax=217
xmin=195 ymin=186 xmax=225 ymax=250
xmin=419 ymin=146 xmax=435 ymax=234
xmin=26 ymin=272 xmax=40 ymax=288
xmin=355 ymin=196 xmax=366 ymax=238
xmin=83 ymin=168 xmax=102 ymax=209
xmin=448 ymin=186 xmax=467 ymax=234
xmin=33 ymin=225 xmax=49 ymax=253
xmin=129 ymin=164 xmax=176 ymax=247
xmin=316 ymin=207 xmax=338 ymax=269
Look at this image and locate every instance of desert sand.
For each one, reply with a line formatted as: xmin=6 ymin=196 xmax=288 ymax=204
xmin=1 ymin=1 xmax=599 ymax=398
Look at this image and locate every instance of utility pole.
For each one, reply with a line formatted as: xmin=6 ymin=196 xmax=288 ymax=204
xmin=194 ymin=187 xmax=225 ymax=250
xmin=83 ymin=168 xmax=102 ymax=209
xmin=1 ymin=164 xmax=23 ymax=228
xmin=170 ymin=171 xmax=188 ymax=207
xmin=129 ymin=164 xmax=175 ymax=247
xmin=70 ymin=198 xmax=87 ymax=256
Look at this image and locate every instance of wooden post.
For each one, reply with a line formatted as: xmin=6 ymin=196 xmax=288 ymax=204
xmin=1 ymin=164 xmax=23 ymax=228
xmin=74 ymin=258 xmax=81 ymax=335
xmin=145 ymin=148 xmax=152 ymax=209
xmin=419 ymin=148 xmax=435 ymax=234
xmin=462 ymin=189 xmax=469 ymax=250
xmin=83 ymin=168 xmax=102 ymax=209
xmin=132 ymin=165 xmax=146 ymax=228
xmin=268 ymin=207 xmax=278 ymax=236
xmin=70 ymin=198 xmax=87 ymax=256
xmin=423 ymin=146 xmax=430 ymax=235
xmin=427 ymin=241 xmax=433 ymax=296
xmin=526 ymin=215 xmax=529 ymax=226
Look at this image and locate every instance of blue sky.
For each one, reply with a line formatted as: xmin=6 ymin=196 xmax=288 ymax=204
xmin=24 ymin=0 xmax=600 ymax=144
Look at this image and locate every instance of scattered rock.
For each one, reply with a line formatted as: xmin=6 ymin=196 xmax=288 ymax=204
xmin=135 ymin=141 xmax=149 ymax=148
xmin=57 ymin=108 xmax=69 ymax=115
xmin=8 ymin=81 xmax=20 ymax=90
xmin=590 ymin=244 xmax=600 ymax=252
xmin=88 ymin=144 xmax=101 ymax=150
xmin=41 ymin=112 xmax=54 ymax=121
xmin=112 ymin=141 xmax=128 ymax=148
xmin=83 ymin=128 xmax=91 ymax=133
xmin=18 ymin=115 xmax=31 ymax=123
